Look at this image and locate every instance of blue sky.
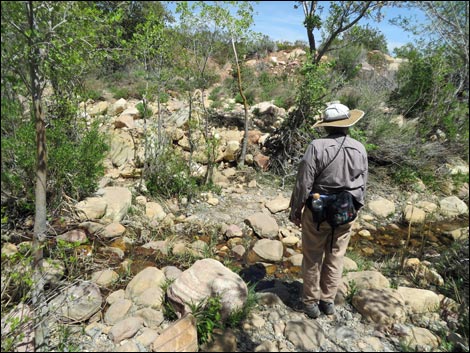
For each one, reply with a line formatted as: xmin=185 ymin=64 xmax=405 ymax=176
xmin=166 ymin=1 xmax=428 ymax=55
xmin=250 ymin=1 xmax=428 ymax=54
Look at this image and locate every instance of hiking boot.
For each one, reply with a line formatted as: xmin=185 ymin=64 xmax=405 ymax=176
xmin=304 ymin=302 xmax=321 ymax=319
xmin=319 ymin=300 xmax=335 ymax=315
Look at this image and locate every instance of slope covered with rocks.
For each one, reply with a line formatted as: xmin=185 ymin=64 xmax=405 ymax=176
xmin=1 ymin=48 xmax=469 ymax=352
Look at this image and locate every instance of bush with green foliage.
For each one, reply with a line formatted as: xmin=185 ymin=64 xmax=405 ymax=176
xmin=389 ymin=55 xmax=434 ymax=119
xmin=294 ymin=58 xmax=334 ymax=128
xmin=367 ymin=50 xmax=388 ymax=71
xmin=146 ymin=146 xmax=198 ymax=201
xmin=145 ymin=143 xmax=220 ymax=202
xmin=136 ymin=101 xmax=153 ymax=119
xmin=333 ymin=45 xmax=363 ymax=80
xmin=1 ymin=98 xmax=109 ymax=217
xmin=276 ymin=40 xmax=308 ymax=52
xmin=244 ymin=35 xmax=278 ymax=59
xmin=342 ymin=25 xmax=389 ymax=54
xmin=390 ymin=46 xmax=469 ymax=154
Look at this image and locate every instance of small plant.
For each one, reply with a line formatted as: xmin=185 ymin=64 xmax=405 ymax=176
xmin=188 ymin=296 xmax=223 ymax=345
xmin=436 ymin=336 xmax=456 ymax=352
xmin=83 ymin=89 xmax=102 ymax=101
xmin=346 ymin=279 xmax=358 ymax=303
xmin=345 ymin=250 xmax=373 ymax=272
xmin=136 ymin=101 xmax=153 ymax=119
xmin=1 ymin=307 xmax=32 ymax=352
xmin=1 ymin=251 xmax=34 ymax=304
xmin=208 ymin=86 xmax=222 ymax=101
xmin=165 ymin=246 xmax=200 ymax=270
xmin=222 ymin=258 xmax=242 ymax=274
xmin=55 ymin=324 xmax=80 ymax=352
xmin=146 ymin=146 xmax=199 ymax=202
xmin=451 ymin=172 xmax=469 ymax=194
xmin=162 ymin=298 xmax=178 ymax=322
xmin=160 ymin=278 xmax=175 ymax=293
xmin=109 ymin=86 xmax=130 ymax=99
xmin=210 ymin=100 xmax=222 ymax=109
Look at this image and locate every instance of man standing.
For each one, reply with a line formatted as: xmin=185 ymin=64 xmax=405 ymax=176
xmin=289 ymin=102 xmax=368 ymax=318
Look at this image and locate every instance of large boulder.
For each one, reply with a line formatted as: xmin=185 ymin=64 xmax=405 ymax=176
xmin=97 ymin=187 xmax=132 ymax=222
xmin=167 ymin=258 xmax=248 ymax=320
xmin=352 ymin=288 xmax=407 ymax=326
xmin=439 ymin=196 xmax=468 ymax=218
xmin=48 ymin=282 xmax=102 ymax=323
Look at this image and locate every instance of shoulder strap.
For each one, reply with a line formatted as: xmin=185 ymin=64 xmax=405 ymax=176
xmin=315 ymin=135 xmax=347 ymax=180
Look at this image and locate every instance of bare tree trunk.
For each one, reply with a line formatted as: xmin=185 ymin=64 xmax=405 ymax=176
xmin=187 ymin=91 xmax=194 ymax=173
xmin=231 ymin=38 xmax=249 ymax=167
xmin=27 ymin=1 xmax=49 ymax=351
xmin=301 ymin=1 xmax=318 ymax=58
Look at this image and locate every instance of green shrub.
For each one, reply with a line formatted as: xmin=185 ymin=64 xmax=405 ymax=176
xmin=334 ymin=44 xmax=363 ymax=80
xmin=1 ymin=102 xmax=109 ymax=217
xmin=1 ymin=302 xmax=33 ymax=352
xmin=83 ymin=89 xmax=102 ymax=101
xmin=338 ymin=89 xmax=361 ymax=110
xmin=136 ymin=101 xmax=153 ymax=118
xmin=235 ymin=90 xmax=255 ymax=106
xmin=109 ymin=87 xmax=130 ymax=99
xmin=276 ymin=40 xmax=308 ymax=52
xmin=367 ymin=50 xmax=388 ymax=71
xmin=158 ymin=91 xmax=170 ymax=104
xmin=146 ymin=147 xmax=199 ymax=201
xmin=47 ymin=118 xmax=109 ymax=203
xmin=1 ymin=251 xmax=34 ymax=303
xmin=349 ymin=127 xmax=377 ymax=153
xmin=391 ymin=165 xmax=420 ymax=185
xmin=208 ymin=86 xmax=223 ymax=101
xmin=273 ymin=96 xmax=289 ymax=109
xmin=1 ymin=105 xmax=36 ymax=215
xmin=188 ymin=296 xmax=223 ymax=345
xmin=245 ymin=35 xmax=278 ymax=58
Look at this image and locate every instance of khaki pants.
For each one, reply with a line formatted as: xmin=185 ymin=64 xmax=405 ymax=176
xmin=301 ymin=206 xmax=352 ymax=304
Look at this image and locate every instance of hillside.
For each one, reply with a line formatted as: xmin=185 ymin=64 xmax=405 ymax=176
xmin=2 ymin=45 xmax=469 ymax=353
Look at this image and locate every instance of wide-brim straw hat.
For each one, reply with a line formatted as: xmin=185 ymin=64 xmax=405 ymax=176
xmin=313 ymin=103 xmax=365 ymax=128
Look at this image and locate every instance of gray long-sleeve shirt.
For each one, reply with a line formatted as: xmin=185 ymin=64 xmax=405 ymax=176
xmin=289 ymin=133 xmax=368 ymax=221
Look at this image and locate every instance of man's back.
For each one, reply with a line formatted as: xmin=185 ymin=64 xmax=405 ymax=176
xmin=310 ymin=134 xmax=368 ymax=207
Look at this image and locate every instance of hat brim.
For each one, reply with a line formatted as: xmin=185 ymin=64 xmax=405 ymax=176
xmin=313 ymin=109 xmax=365 ymax=128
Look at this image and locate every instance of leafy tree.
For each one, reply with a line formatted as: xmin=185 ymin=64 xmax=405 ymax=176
xmin=327 ymin=25 xmax=388 ymax=80
xmin=391 ymin=1 xmax=468 ymax=97
xmin=93 ymin=1 xmax=172 ymax=74
xmin=130 ymin=5 xmax=173 ymax=190
xmin=244 ymin=34 xmax=278 ymax=59
xmin=342 ymin=25 xmax=389 ymax=53
xmin=294 ymin=1 xmax=386 ymax=64
xmin=173 ymin=1 xmax=256 ymax=169
xmin=266 ymin=2 xmax=388 ymax=175
xmin=390 ymin=1 xmax=468 ymax=150
xmin=389 ymin=49 xmax=434 ymax=118
xmin=1 ymin=2 xmax=111 ymax=350
xmin=216 ymin=1 xmax=257 ymax=166
xmin=174 ymin=1 xmax=229 ymax=184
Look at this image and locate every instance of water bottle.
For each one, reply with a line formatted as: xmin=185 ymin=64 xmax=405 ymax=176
xmin=311 ymin=193 xmax=324 ymax=222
